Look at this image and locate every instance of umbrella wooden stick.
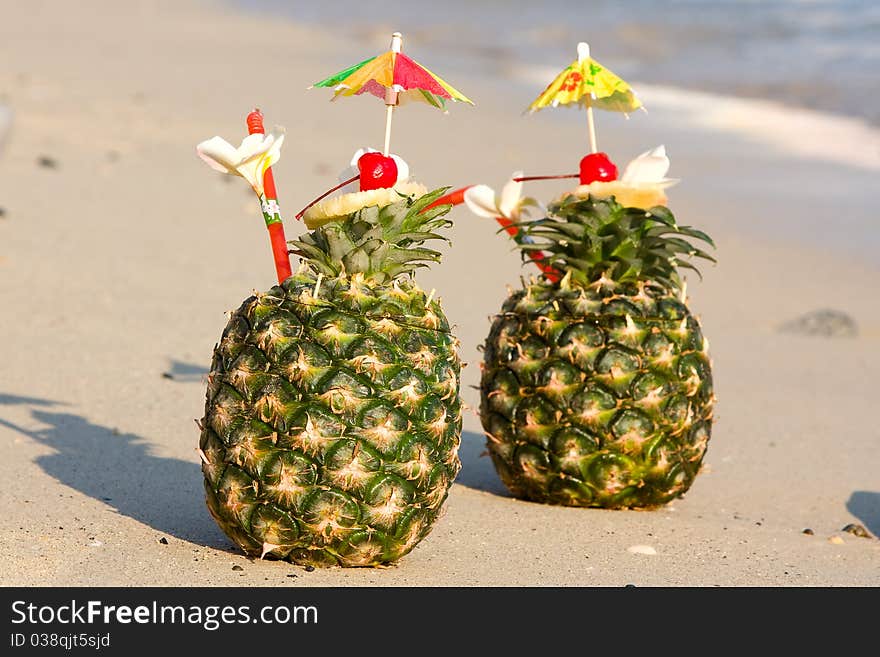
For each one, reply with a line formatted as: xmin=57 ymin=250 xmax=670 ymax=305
xmin=578 ymin=43 xmax=598 ymax=154
xmin=587 ymin=103 xmax=598 ymax=154
xmin=383 ymin=104 xmax=394 ymax=156
xmin=382 ymin=32 xmax=403 ymax=156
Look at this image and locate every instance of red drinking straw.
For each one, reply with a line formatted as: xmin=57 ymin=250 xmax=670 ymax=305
xmin=246 ymin=109 xmax=292 ymax=284
xmin=424 ymin=186 xmax=472 ymax=210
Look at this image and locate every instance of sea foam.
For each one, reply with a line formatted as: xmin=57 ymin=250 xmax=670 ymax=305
xmin=635 ymin=83 xmax=880 ymax=172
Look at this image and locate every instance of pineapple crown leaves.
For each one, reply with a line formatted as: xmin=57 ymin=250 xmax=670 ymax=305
xmin=516 ymin=194 xmax=715 ymax=292
xmin=288 ymin=188 xmax=454 ymax=284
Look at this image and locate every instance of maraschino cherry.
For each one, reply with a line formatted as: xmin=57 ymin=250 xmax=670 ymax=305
xmin=357 ymin=152 xmax=398 ymax=191
xmin=579 ymin=152 xmax=618 ymax=185
xmin=512 ymin=152 xmax=620 ymax=185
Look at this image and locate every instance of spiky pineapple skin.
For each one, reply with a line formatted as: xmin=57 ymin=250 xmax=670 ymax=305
xmin=199 ymin=269 xmax=462 ymax=567
xmin=480 ymin=278 xmax=713 ymax=508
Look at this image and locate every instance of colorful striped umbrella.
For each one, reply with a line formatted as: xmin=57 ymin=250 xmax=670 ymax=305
xmin=528 ymin=42 xmax=642 ymax=153
xmin=311 ymin=32 xmax=473 ymax=155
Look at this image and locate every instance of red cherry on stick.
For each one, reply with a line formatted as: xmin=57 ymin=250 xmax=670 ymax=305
xmin=579 ymin=152 xmax=618 ymax=185
xmin=357 ymin=152 xmax=398 ymax=191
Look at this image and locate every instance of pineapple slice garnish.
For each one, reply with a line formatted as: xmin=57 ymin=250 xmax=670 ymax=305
xmin=568 ymin=180 xmax=670 ymax=210
xmin=303 ymin=182 xmax=428 ymax=229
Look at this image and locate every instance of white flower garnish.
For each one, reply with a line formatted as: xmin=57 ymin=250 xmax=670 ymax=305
xmin=463 ymin=171 xmax=535 ymax=222
xmin=620 ymin=145 xmax=678 ymax=188
xmin=196 ymin=127 xmax=285 ymax=197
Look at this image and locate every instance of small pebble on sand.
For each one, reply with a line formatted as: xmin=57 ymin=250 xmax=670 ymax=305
xmin=828 ymin=536 xmax=844 ymax=545
xmin=232 ymin=565 xmax=243 ymax=571
xmin=304 ymin=565 xmax=315 ymax=572
xmin=37 ymin=156 xmax=58 ymax=169
xmin=158 ymin=537 xmax=168 ymax=545
xmin=778 ymin=309 xmax=857 ymax=338
xmin=841 ymin=523 xmax=871 ymax=538
xmin=802 ymin=528 xmax=814 ymax=535
xmin=627 ymin=545 xmax=657 ymax=555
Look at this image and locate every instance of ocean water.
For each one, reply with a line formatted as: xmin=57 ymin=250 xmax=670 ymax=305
xmin=237 ymin=0 xmax=880 ymax=126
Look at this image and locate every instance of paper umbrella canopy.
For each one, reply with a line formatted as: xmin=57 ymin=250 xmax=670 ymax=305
xmin=311 ymin=32 xmax=473 ymax=109
xmin=528 ymin=42 xmax=642 ymax=114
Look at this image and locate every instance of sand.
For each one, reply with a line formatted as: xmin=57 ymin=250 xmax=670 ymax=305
xmin=0 ymin=0 xmax=878 ymax=587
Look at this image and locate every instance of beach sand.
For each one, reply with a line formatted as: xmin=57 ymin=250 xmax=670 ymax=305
xmin=1 ymin=0 xmax=878 ymax=586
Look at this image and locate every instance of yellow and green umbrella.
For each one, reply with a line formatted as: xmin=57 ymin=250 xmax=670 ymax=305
xmin=528 ymin=42 xmax=642 ymax=153
xmin=311 ymin=32 xmax=473 ymax=156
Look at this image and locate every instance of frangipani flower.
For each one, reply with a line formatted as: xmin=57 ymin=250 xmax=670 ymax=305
xmin=336 ymin=147 xmax=410 ymax=194
xmin=463 ymin=171 xmax=558 ymax=281
xmin=620 ymin=145 xmax=678 ymax=187
xmin=196 ymin=127 xmax=285 ymax=197
xmin=571 ymin=145 xmax=679 ymax=209
xmin=463 ymin=172 xmax=536 ymax=223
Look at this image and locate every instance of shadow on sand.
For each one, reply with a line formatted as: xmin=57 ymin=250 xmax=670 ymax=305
xmin=846 ymin=491 xmax=880 ymax=538
xmin=454 ymin=430 xmax=509 ymax=498
xmin=0 ymin=393 xmax=231 ymax=550
xmin=2 ymin=394 xmax=511 ymax=540
xmin=162 ymin=359 xmax=209 ymax=383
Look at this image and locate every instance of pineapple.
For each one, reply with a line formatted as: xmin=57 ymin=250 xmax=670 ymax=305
xmin=199 ymin=189 xmax=462 ymax=567
xmin=480 ymin=194 xmax=715 ymax=508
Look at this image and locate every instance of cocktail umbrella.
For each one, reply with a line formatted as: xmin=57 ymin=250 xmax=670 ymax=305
xmin=310 ymin=32 xmax=473 ymax=156
xmin=466 ymin=43 xmax=643 ymax=278
xmin=527 ymin=42 xmax=641 ymax=154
